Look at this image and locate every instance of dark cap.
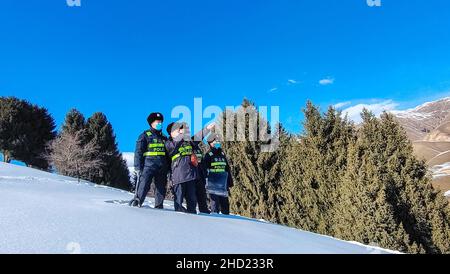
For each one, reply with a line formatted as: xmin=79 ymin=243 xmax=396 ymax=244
xmin=166 ymin=122 xmax=185 ymax=135
xmin=147 ymin=112 xmax=164 ymax=126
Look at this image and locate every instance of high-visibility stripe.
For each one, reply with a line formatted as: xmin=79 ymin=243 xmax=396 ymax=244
xmin=211 ymin=162 xmax=226 ymax=167
xmin=148 ymin=143 xmax=165 ymax=148
xmin=171 ymin=144 xmax=193 ymax=161
xmin=178 ymin=146 xmax=192 ymax=152
xmin=209 ymin=169 xmax=226 ymax=173
xmin=143 ymin=151 xmax=166 ymax=157
xmin=171 ymin=153 xmax=181 ymax=161
xmin=171 ymin=152 xmax=191 ymax=161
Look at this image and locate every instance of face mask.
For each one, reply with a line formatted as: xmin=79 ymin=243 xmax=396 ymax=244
xmin=214 ymin=143 xmax=221 ymax=149
xmin=154 ymin=123 xmax=163 ymax=131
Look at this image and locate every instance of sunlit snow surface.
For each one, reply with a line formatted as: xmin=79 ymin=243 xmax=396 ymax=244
xmin=0 ymin=162 xmax=398 ymax=254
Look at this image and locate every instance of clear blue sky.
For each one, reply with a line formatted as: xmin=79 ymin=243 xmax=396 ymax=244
xmin=1 ymin=0 xmax=450 ymax=152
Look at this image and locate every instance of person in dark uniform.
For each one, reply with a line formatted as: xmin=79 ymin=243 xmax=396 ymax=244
xmin=202 ymin=133 xmax=233 ymax=215
xmin=165 ymin=122 xmax=199 ymax=214
xmin=129 ymin=112 xmax=169 ymax=208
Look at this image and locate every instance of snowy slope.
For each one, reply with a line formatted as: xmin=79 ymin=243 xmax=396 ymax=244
xmin=0 ymin=163 xmax=397 ymax=254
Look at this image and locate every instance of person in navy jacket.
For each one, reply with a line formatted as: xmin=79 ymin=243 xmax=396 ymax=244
xmin=165 ymin=122 xmax=215 ymax=214
xmin=129 ymin=112 xmax=169 ymax=208
xmin=202 ymin=133 xmax=233 ymax=215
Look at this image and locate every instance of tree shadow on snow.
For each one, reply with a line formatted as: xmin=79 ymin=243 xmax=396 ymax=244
xmin=198 ymin=212 xmax=270 ymax=225
xmin=103 ymin=199 xmax=271 ymax=226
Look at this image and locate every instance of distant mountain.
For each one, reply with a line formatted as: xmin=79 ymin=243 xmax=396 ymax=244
xmin=393 ymin=97 xmax=450 ymax=201
xmin=392 ymin=97 xmax=450 ymax=141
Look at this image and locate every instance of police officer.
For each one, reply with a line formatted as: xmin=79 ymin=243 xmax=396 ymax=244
xmin=129 ymin=112 xmax=169 ymax=208
xmin=165 ymin=122 xmax=199 ymax=214
xmin=202 ymin=133 xmax=233 ymax=215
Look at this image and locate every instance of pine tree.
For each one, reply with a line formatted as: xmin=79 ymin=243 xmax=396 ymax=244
xmin=379 ymin=112 xmax=450 ymax=253
xmin=0 ymin=97 xmax=30 ymax=163
xmin=279 ymin=102 xmax=354 ymax=235
xmin=333 ymin=110 xmax=450 ymax=253
xmin=85 ymin=112 xmax=130 ymax=190
xmin=220 ymin=99 xmax=289 ymax=222
xmin=333 ymin=111 xmax=411 ymax=252
xmin=0 ymin=97 xmax=56 ymax=169
xmin=62 ymin=109 xmax=86 ymax=135
xmin=20 ymin=105 xmax=57 ymax=169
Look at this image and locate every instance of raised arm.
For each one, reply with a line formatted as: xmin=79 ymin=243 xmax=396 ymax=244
xmin=192 ymin=123 xmax=215 ymax=143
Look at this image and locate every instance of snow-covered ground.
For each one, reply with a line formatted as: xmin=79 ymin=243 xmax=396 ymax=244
xmin=431 ymin=162 xmax=450 ymax=179
xmin=0 ymin=162 xmax=398 ymax=254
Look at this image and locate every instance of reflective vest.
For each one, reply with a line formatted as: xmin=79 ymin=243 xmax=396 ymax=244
xmin=171 ymin=142 xmax=193 ymax=162
xmin=143 ymin=131 xmax=166 ymax=157
xmin=207 ymin=152 xmax=227 ymax=174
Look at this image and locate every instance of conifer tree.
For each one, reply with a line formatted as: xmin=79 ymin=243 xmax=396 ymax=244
xmin=333 ymin=110 xmax=412 ymax=252
xmin=0 ymin=97 xmax=31 ymax=163
xmin=220 ymin=99 xmax=289 ymax=222
xmin=0 ymin=97 xmax=56 ymax=169
xmin=61 ymin=109 xmax=86 ymax=136
xmin=279 ymin=102 xmax=354 ymax=235
xmin=334 ymin=110 xmax=450 ymax=253
xmin=86 ymin=112 xmax=130 ymax=190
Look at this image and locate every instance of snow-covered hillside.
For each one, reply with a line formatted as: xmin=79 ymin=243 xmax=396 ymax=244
xmin=0 ymin=162 xmax=397 ymax=254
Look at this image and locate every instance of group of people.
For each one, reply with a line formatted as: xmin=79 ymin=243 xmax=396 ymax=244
xmin=129 ymin=112 xmax=233 ymax=215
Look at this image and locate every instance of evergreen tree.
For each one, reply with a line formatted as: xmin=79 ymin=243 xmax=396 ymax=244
xmin=0 ymin=97 xmax=56 ymax=169
xmin=333 ymin=110 xmax=411 ymax=252
xmin=334 ymin=110 xmax=450 ymax=253
xmin=0 ymin=97 xmax=30 ymax=163
xmin=61 ymin=109 xmax=86 ymax=135
xmin=18 ymin=105 xmax=57 ymax=169
xmin=85 ymin=112 xmax=130 ymax=190
xmin=279 ymin=102 xmax=354 ymax=235
xmin=220 ymin=99 xmax=290 ymax=222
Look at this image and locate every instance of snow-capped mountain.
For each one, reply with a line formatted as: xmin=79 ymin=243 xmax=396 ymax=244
xmin=0 ymin=162 xmax=396 ymax=254
xmin=393 ymin=97 xmax=450 ymax=201
xmin=392 ymin=97 xmax=450 ymax=141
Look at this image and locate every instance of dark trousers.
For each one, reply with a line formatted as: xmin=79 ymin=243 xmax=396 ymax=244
xmin=136 ymin=167 xmax=167 ymax=208
xmin=173 ymin=180 xmax=197 ymax=214
xmin=196 ymin=178 xmax=210 ymax=213
xmin=209 ymin=194 xmax=230 ymax=215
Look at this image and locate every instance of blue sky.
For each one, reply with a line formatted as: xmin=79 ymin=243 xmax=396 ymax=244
xmin=1 ymin=0 xmax=450 ymax=152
